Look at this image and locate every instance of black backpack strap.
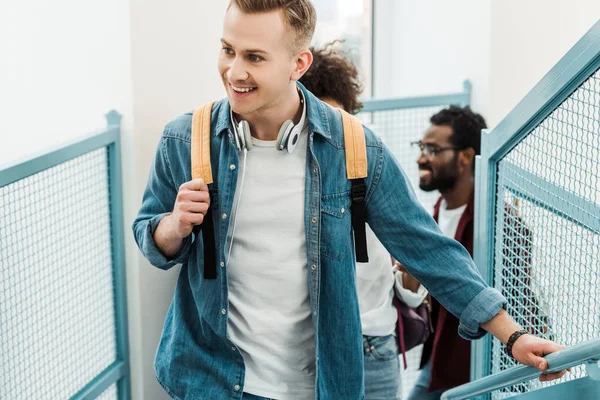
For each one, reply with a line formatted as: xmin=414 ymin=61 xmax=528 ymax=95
xmin=351 ymin=178 xmax=369 ymax=263
xmin=191 ymin=208 xmax=216 ymax=279
xmin=338 ymin=108 xmax=369 ymax=263
xmin=200 ymin=210 xmax=216 ymax=279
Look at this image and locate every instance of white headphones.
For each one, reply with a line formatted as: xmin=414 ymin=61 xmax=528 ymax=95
xmin=229 ymin=90 xmax=307 ymax=154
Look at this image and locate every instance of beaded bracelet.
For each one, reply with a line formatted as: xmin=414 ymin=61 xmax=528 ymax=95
xmin=505 ymin=329 xmax=529 ymax=359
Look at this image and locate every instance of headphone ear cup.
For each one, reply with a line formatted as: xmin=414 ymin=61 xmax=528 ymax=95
xmin=275 ymin=120 xmax=294 ymax=151
xmin=240 ymin=120 xmax=253 ymax=151
xmin=285 ymin=126 xmax=301 ymax=154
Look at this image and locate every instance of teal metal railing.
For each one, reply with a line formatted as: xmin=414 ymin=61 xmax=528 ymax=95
xmin=0 ymin=111 xmax=130 ymax=399
xmin=443 ymin=338 xmax=600 ymax=399
xmin=462 ymin=19 xmax=600 ymax=400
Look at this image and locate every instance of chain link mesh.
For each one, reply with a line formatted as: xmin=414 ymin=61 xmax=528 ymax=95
xmin=0 ymin=149 xmax=118 ymax=399
xmin=489 ymin=68 xmax=600 ymax=397
xmin=97 ymin=383 xmax=118 ymax=400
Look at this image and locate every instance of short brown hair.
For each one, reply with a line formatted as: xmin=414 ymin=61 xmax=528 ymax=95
xmin=229 ymin=0 xmax=316 ymax=51
xmin=300 ymin=41 xmax=364 ymax=114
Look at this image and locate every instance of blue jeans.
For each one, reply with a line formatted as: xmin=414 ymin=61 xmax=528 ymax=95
xmin=363 ymin=334 xmax=402 ymax=400
xmin=407 ymin=359 xmax=446 ymax=400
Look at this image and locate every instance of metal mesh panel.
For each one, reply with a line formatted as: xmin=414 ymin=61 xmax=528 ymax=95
xmin=0 ymin=149 xmax=118 ymax=399
xmin=489 ymin=68 xmax=600 ymax=397
xmin=97 ymin=383 xmax=119 ymax=400
xmin=359 ymin=105 xmax=446 ymax=213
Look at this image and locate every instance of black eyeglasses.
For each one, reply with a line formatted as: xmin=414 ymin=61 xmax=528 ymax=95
xmin=410 ymin=141 xmax=465 ymax=158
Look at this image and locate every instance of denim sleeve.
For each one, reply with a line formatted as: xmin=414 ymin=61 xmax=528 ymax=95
xmin=132 ymin=137 xmax=193 ymax=270
xmin=366 ymin=142 xmax=506 ymax=339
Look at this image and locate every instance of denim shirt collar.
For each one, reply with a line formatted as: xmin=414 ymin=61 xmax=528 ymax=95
xmin=212 ymin=81 xmax=332 ymax=140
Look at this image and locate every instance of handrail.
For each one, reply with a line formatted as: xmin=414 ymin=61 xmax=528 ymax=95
xmin=361 ymin=80 xmax=471 ymax=112
xmin=442 ymin=337 xmax=600 ymax=400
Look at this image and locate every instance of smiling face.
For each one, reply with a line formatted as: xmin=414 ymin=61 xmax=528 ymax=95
xmin=417 ymin=124 xmax=462 ymax=192
xmin=218 ymin=4 xmax=311 ymax=119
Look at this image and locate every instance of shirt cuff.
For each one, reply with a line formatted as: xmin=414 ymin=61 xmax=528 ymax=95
xmin=458 ymin=287 xmax=507 ymax=340
xmin=142 ymin=213 xmax=193 ymax=269
xmin=393 ymin=270 xmax=428 ymax=308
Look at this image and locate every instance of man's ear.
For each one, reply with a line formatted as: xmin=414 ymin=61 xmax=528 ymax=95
xmin=290 ymin=48 xmax=313 ymax=81
xmin=460 ymin=147 xmax=476 ymax=169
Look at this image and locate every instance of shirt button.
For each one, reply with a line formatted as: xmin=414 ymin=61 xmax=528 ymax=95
xmin=230 ymin=164 xmax=236 ymax=170
xmin=220 ymin=261 xmax=225 ymax=267
xmin=313 ymin=167 xmax=318 ymax=173
xmin=313 ymin=311 xmax=317 ymax=316
xmin=221 ymin=213 xmax=228 ymax=220
xmin=234 ymin=385 xmax=241 ymax=391
xmin=311 ymin=217 xmax=317 ymax=223
xmin=341 ymin=208 xmax=345 ymax=214
xmin=232 ymin=347 xmax=236 ymax=351
xmin=311 ymin=264 xmax=317 ymax=271
xmin=221 ymin=309 xmax=227 ymax=315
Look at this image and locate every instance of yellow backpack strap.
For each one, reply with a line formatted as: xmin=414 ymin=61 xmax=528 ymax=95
xmin=339 ymin=109 xmax=368 ymax=179
xmin=338 ymin=109 xmax=369 ymax=262
xmin=191 ymin=101 xmax=215 ymax=184
xmin=191 ymin=101 xmax=217 ymax=279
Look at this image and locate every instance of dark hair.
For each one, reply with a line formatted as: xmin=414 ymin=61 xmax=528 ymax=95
xmin=300 ymin=41 xmax=363 ymax=114
xmin=429 ymin=105 xmax=487 ymax=156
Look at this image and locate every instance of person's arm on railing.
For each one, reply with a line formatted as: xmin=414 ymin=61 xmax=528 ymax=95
xmin=366 ymin=141 xmax=568 ymax=382
xmin=481 ymin=310 xmax=567 ymax=381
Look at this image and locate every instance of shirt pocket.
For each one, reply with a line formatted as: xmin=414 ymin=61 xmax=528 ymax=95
xmin=320 ymin=192 xmax=352 ymax=261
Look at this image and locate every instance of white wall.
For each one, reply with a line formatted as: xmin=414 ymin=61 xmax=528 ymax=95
xmin=488 ymin=0 xmax=600 ymax=126
xmin=373 ymin=0 xmax=600 ymax=128
xmin=127 ymin=1 xmax=227 ymax=399
xmin=1 ymin=0 xmax=135 ymax=394
xmin=373 ymin=0 xmax=492 ymax=113
xmin=1 ymin=1 xmax=227 ymax=398
xmin=0 ymin=0 xmax=133 ymax=164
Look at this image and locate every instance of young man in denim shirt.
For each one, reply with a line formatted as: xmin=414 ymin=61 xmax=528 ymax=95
xmin=133 ymin=1 xmax=566 ymax=399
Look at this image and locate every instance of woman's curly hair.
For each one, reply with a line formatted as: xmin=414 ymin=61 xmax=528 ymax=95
xmin=300 ymin=41 xmax=364 ymax=114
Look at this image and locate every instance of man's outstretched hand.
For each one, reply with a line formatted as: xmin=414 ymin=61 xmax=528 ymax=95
xmin=482 ymin=310 xmax=569 ymax=382
xmin=511 ymin=334 xmax=568 ymax=382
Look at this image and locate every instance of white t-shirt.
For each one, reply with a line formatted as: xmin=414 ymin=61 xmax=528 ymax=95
xmin=226 ymin=123 xmax=315 ymax=400
xmin=356 ymin=225 xmax=398 ymax=336
xmin=437 ymin=200 xmax=468 ymax=239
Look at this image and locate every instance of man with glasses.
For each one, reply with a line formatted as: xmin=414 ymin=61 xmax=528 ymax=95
xmin=402 ymin=106 xmax=545 ymax=400
xmin=401 ymin=106 xmax=485 ymax=399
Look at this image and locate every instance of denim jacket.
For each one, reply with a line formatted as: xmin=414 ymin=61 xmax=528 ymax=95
xmin=132 ymin=84 xmax=507 ymax=399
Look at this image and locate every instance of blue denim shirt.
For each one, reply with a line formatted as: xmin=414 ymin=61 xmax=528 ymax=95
xmin=132 ymin=84 xmax=507 ymax=400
